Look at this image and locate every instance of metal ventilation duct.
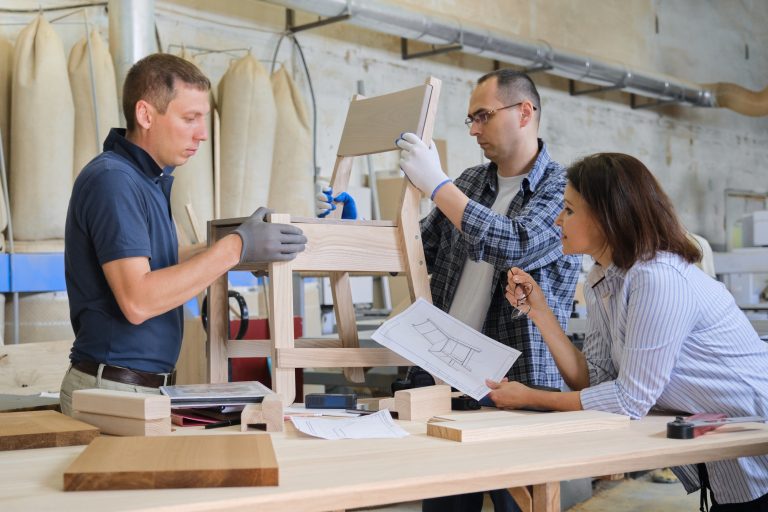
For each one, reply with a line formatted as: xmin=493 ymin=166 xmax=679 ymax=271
xmin=262 ymin=0 xmax=716 ymax=108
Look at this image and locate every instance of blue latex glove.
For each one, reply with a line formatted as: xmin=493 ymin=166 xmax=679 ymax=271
xmin=315 ymin=186 xmax=358 ymax=219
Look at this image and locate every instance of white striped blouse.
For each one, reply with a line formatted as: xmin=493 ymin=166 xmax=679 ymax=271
xmin=579 ymin=252 xmax=768 ymax=504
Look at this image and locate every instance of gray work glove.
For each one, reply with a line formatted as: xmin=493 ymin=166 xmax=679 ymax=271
xmin=233 ymin=207 xmax=307 ymax=264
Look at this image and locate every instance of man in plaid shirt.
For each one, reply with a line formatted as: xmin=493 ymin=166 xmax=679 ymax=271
xmin=396 ymin=69 xmax=580 ymax=512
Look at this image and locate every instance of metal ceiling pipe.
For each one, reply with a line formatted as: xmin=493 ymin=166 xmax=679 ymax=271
xmin=262 ymin=0 xmax=716 ymax=107
xmin=108 ymin=0 xmax=157 ymax=113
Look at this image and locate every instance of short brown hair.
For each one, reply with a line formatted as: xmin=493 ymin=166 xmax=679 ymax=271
xmin=477 ymin=69 xmax=541 ymax=120
xmin=566 ymin=153 xmax=700 ymax=270
xmin=122 ymin=53 xmax=211 ymax=131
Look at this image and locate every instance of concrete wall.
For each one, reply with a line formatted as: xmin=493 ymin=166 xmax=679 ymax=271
xmin=2 ymin=0 xmax=766 ymax=248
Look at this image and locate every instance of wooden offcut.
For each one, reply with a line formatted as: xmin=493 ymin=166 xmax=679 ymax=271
xmin=0 ymin=339 xmax=71 ymax=394
xmin=63 ymin=434 xmax=279 ymax=491
xmin=72 ymin=411 xmax=171 ymax=437
xmin=394 ymin=385 xmax=452 ymax=421
xmin=427 ymin=410 xmax=630 ymax=442
xmin=0 ymin=410 xmax=98 ymax=451
xmin=241 ymin=394 xmax=284 ymax=432
xmin=72 ymin=389 xmax=170 ymax=420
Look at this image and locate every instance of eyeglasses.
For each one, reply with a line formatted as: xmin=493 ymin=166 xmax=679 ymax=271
xmin=501 ymin=278 xmax=533 ymax=320
xmin=464 ymin=102 xmax=537 ymax=129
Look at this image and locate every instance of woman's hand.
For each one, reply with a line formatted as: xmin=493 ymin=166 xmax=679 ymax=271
xmin=505 ymin=267 xmax=549 ymax=318
xmin=485 ymin=379 xmax=533 ymax=410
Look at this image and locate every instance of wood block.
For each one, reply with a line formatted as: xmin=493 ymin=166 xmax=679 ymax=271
xmin=427 ymin=410 xmax=630 ymax=442
xmin=338 ymin=84 xmax=431 ymax=156
xmin=241 ymin=394 xmax=284 ymax=432
xmin=0 ymin=410 xmax=98 ymax=451
xmin=378 ymin=397 xmax=396 ymax=412
xmin=0 ymin=340 xmax=71 ymax=394
xmin=394 ymin=385 xmax=451 ymax=421
xmin=73 ymin=411 xmax=171 ymax=437
xmin=63 ymin=434 xmax=279 ymax=490
xmin=72 ymin=389 xmax=170 ymax=420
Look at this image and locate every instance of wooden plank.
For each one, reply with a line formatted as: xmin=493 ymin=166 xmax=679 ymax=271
xmin=209 ymin=217 xmax=395 ymax=230
xmin=3 ymin=415 xmax=768 ymax=510
xmin=533 ymin=482 xmax=560 ymax=512
xmin=509 ymin=486 xmax=532 ymax=512
xmin=331 ymin=271 xmax=365 ymax=383
xmin=226 ymin=338 xmax=342 ymax=358
xmin=269 ymin=215 xmax=297 ymax=406
xmin=338 ymin=85 xmax=431 ymax=156
xmin=395 ymin=385 xmax=452 ymax=421
xmin=0 ymin=410 xmax=98 ymax=451
xmin=72 ymin=389 xmax=170 ymax=420
xmin=327 ymin=155 xmax=354 ymax=220
xmin=241 ymin=395 xmax=283 ymax=433
xmin=72 ymin=411 xmax=171 ymax=437
xmin=63 ymin=434 xmax=278 ymax=490
xmin=397 ymin=78 xmax=440 ymax=303
xmin=0 ymin=340 xmax=72 ymax=394
xmin=290 ymin=223 xmax=405 ymax=273
xmin=206 ymin=220 xmax=230 ymax=384
xmin=427 ymin=410 xmax=630 ymax=443
xmin=276 ymin=348 xmax=413 ymax=368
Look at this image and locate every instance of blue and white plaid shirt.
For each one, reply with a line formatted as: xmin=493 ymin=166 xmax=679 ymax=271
xmin=420 ymin=140 xmax=580 ymax=387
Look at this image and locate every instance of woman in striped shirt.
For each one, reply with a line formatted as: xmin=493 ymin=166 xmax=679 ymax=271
xmin=486 ymin=152 xmax=768 ymax=511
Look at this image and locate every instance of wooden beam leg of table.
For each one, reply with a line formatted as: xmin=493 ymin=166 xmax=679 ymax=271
xmin=532 ymin=482 xmax=560 ymax=512
xmin=509 ymin=486 xmax=532 ymax=512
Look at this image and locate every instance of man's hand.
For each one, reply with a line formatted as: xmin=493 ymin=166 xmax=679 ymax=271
xmin=315 ymin=186 xmax=358 ymax=219
xmin=234 ymin=207 xmax=307 ymax=264
xmin=396 ymin=132 xmax=451 ymax=199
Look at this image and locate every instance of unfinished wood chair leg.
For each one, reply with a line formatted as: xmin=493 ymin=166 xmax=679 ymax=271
xmin=532 ymin=482 xmax=560 ymax=512
xmin=268 ymin=216 xmax=297 ymax=406
xmin=207 ymin=272 xmax=229 ymax=383
xmin=241 ymin=394 xmax=284 ymax=432
xmin=509 ymin=486 xmax=532 ymax=512
xmin=331 ymin=271 xmax=365 ymax=383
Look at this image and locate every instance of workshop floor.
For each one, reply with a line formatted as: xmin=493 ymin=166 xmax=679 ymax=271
xmin=356 ymin=472 xmax=698 ymax=511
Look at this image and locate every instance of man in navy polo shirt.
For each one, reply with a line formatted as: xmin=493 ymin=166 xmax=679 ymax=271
xmin=59 ymin=54 xmax=306 ymax=415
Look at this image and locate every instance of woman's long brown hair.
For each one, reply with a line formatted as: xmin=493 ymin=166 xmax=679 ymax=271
xmin=567 ymin=153 xmax=701 ymax=270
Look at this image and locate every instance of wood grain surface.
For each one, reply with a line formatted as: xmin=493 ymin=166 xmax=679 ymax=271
xmin=0 ymin=410 xmax=98 ymax=451
xmin=63 ymin=434 xmax=278 ymax=490
xmin=427 ymin=410 xmax=630 ymax=442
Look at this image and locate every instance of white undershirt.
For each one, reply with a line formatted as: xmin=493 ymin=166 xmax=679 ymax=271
xmin=448 ymin=173 xmax=528 ymax=331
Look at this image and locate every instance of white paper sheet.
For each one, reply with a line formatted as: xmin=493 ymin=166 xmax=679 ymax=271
xmin=290 ymin=410 xmax=409 ymax=440
xmin=285 ymin=405 xmax=361 ymax=417
xmin=371 ymin=298 xmax=521 ymax=400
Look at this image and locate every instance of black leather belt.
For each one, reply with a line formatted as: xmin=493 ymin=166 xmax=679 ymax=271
xmin=73 ymin=361 xmax=175 ymax=388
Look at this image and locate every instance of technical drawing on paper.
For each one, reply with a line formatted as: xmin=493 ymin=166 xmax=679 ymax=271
xmin=371 ymin=298 xmax=521 ymax=401
xmin=412 ymin=319 xmax=480 ymax=373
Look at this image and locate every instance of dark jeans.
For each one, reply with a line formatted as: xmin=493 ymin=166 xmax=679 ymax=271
xmin=423 ymin=489 xmax=521 ymax=512
xmin=711 ymin=491 xmax=768 ymax=512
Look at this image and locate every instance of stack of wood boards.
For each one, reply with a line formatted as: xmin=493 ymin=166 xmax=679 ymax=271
xmin=427 ymin=410 xmax=630 ymax=442
xmin=63 ymin=434 xmax=279 ymax=490
xmin=0 ymin=410 xmax=98 ymax=450
xmin=72 ymin=389 xmax=171 ymax=436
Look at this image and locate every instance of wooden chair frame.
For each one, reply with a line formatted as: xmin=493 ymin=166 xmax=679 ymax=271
xmin=206 ymin=77 xmax=441 ymax=405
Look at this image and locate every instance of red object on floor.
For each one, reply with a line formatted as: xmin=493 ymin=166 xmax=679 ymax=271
xmin=228 ymin=317 xmax=304 ymax=401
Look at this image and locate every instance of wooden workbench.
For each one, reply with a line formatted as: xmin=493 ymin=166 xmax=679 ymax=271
xmin=1 ymin=414 xmax=767 ymax=512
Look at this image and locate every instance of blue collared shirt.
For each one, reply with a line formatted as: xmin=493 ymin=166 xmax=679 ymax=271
xmin=65 ymin=128 xmax=182 ymax=373
xmin=580 ymin=252 xmax=768 ymax=503
xmin=420 ymin=140 xmax=580 ymax=386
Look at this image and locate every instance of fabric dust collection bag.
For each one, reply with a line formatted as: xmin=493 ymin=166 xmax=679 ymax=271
xmin=218 ymin=53 xmax=276 ymax=219
xmin=0 ymin=36 xmax=13 ymax=242
xmin=268 ymin=66 xmax=313 ymax=217
xmin=11 ymin=15 xmax=73 ymax=241
xmin=68 ymin=28 xmax=119 ymax=178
